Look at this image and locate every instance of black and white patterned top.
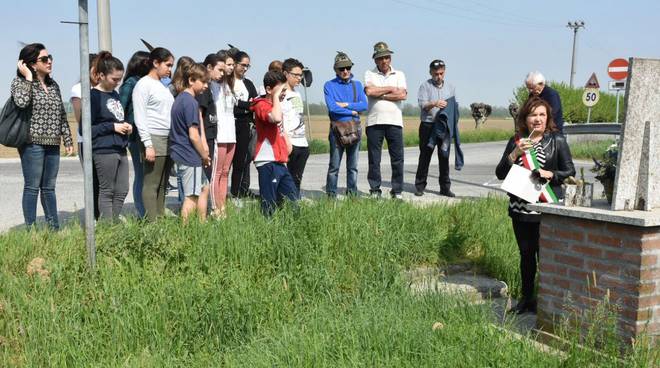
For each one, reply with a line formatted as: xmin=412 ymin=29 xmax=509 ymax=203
xmin=10 ymin=77 xmax=73 ymax=147
xmin=509 ymin=140 xmax=546 ymax=217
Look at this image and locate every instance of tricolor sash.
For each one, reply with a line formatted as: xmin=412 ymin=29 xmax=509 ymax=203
xmin=514 ymin=135 xmax=558 ymax=203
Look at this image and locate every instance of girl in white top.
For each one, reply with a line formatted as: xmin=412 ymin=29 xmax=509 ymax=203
xmin=131 ymin=47 xmax=175 ymax=220
xmin=210 ymin=53 xmax=237 ymax=217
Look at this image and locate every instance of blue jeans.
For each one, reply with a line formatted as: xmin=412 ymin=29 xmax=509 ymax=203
xmin=128 ymin=140 xmax=145 ymax=217
xmin=326 ymin=132 xmax=360 ymax=196
xmin=18 ymin=144 xmax=61 ymax=229
xmin=257 ymin=162 xmax=298 ymax=217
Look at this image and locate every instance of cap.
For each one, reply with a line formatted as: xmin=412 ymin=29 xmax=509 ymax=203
xmin=334 ymin=51 xmax=354 ymax=69
xmin=372 ymin=41 xmax=394 ymax=59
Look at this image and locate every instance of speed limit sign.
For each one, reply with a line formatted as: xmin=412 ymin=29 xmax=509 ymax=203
xmin=582 ymin=88 xmax=600 ymax=107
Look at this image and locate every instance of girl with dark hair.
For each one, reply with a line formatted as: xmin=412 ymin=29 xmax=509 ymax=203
xmin=495 ymin=96 xmax=575 ymax=314
xmin=11 ymin=43 xmax=74 ymax=230
xmin=231 ymin=50 xmax=259 ymax=199
xmin=90 ymin=51 xmax=131 ymax=220
xmin=209 ymin=53 xmax=236 ymax=218
xmin=197 ymin=53 xmax=225 ymax=181
xmin=118 ymin=50 xmax=150 ymax=218
xmin=132 ymin=47 xmax=175 ymax=220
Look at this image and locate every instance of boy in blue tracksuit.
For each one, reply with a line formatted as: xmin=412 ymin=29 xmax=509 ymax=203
xmin=323 ymin=52 xmax=368 ymax=197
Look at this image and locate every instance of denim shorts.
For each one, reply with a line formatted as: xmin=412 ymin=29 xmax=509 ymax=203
xmin=175 ymin=163 xmax=208 ymax=197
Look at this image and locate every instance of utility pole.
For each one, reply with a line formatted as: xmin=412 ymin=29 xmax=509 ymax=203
xmin=567 ymin=20 xmax=585 ymax=88
xmin=97 ymin=0 xmax=112 ymax=52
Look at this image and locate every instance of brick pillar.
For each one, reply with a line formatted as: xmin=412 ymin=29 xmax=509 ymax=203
xmin=535 ymin=213 xmax=660 ymax=343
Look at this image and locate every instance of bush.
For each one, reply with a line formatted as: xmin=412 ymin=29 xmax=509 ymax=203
xmin=513 ymin=82 xmax=620 ymax=123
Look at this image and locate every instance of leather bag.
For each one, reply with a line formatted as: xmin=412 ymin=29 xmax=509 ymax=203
xmin=0 ymin=97 xmax=31 ymax=148
xmin=331 ymin=81 xmax=361 ymax=147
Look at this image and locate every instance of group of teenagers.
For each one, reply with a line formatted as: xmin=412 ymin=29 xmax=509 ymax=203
xmin=10 ymin=41 xmax=575 ymax=315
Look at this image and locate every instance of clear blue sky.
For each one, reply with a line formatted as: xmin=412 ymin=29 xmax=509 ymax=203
xmin=1 ymin=0 xmax=658 ymax=108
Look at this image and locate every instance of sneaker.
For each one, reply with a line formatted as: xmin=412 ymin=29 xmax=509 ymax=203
xmin=369 ymin=190 xmax=382 ymax=199
xmin=440 ymin=190 xmax=456 ymax=198
xmin=391 ymin=193 xmax=403 ymax=200
xmin=414 ymin=190 xmax=424 ymax=197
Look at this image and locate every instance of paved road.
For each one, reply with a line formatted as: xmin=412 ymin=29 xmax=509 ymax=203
xmin=0 ymin=141 xmax=599 ymax=232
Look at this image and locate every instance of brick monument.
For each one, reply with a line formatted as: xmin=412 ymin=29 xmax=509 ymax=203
xmin=529 ymin=58 xmax=660 ymax=345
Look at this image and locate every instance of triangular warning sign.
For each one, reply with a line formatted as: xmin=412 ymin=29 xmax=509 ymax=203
xmin=585 ymin=73 xmax=600 ymax=89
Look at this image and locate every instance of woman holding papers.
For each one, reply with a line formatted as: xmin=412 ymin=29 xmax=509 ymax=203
xmin=495 ymin=97 xmax=575 ymax=314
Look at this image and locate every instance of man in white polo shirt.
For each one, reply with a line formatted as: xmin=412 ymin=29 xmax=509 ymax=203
xmin=364 ymin=41 xmax=407 ymax=199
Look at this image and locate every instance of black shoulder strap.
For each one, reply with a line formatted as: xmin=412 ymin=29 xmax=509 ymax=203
xmin=351 ymin=80 xmax=356 ymax=102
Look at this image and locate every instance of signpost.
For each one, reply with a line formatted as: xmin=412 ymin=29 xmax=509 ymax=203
xmin=582 ymin=73 xmax=600 ymax=123
xmin=608 ymin=58 xmax=629 ymax=123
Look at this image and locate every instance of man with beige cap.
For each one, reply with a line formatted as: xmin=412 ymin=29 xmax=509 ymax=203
xmin=364 ymin=42 xmax=408 ymax=199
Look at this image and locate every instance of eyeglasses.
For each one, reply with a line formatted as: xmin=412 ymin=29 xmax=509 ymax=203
xmin=337 ymin=66 xmax=352 ymax=72
xmin=238 ymin=63 xmax=251 ymax=69
xmin=37 ymin=55 xmax=53 ymax=63
xmin=288 ymin=72 xmax=303 ymax=79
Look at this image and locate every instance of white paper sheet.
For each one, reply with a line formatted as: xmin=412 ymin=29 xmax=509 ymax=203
xmin=501 ymin=164 xmax=543 ymax=203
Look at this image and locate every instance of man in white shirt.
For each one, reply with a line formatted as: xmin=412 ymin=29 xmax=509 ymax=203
xmin=364 ymin=42 xmax=407 ymax=199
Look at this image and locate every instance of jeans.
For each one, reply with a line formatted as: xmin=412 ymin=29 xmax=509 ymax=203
xmin=415 ymin=122 xmax=451 ymax=192
xmin=287 ymin=146 xmax=310 ymax=194
xmin=257 ymin=162 xmax=298 ymax=217
xmin=93 ymin=151 xmax=129 ymax=220
xmin=326 ymin=132 xmax=360 ymax=196
xmin=128 ymin=140 xmax=145 ymax=218
xmin=18 ymin=144 xmax=60 ymax=229
xmin=366 ymin=124 xmax=404 ymax=195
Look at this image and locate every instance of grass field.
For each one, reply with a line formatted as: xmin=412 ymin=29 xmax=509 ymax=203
xmin=1 ymin=198 xmax=656 ymax=366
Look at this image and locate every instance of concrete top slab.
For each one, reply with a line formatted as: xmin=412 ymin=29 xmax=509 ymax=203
xmin=528 ymin=200 xmax=660 ymax=227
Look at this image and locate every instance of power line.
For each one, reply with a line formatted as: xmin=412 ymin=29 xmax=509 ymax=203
xmin=426 ymin=0 xmax=561 ymax=29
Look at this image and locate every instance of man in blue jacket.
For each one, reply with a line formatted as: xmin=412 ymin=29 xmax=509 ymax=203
xmin=415 ymin=59 xmax=463 ymax=197
xmin=323 ymin=52 xmax=368 ymax=197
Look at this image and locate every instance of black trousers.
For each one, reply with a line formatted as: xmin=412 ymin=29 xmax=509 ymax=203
xmin=203 ymin=137 xmax=215 ymax=182
xmin=414 ymin=122 xmax=450 ymax=192
xmin=512 ymin=219 xmax=540 ymax=302
xmin=231 ymin=121 xmax=253 ymax=197
xmin=366 ymin=125 xmax=404 ymax=194
xmin=287 ymin=146 xmax=310 ymax=194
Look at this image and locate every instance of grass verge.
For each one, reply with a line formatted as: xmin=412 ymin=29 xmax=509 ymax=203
xmin=569 ymin=139 xmax=615 ymax=160
xmin=0 ymin=198 xmax=656 ymax=366
xmin=309 ymin=129 xmax=511 ymax=155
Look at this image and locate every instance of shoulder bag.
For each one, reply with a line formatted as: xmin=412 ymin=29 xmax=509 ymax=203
xmin=0 ymin=96 xmax=31 ymax=148
xmin=331 ymin=81 xmax=361 ymax=147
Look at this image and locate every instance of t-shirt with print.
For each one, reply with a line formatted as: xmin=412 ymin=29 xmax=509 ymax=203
xmin=251 ymin=97 xmax=289 ymax=166
xmin=90 ymin=88 xmax=128 ymax=154
xmin=282 ymin=89 xmax=307 ymax=147
xmin=169 ymin=91 xmax=202 ymax=167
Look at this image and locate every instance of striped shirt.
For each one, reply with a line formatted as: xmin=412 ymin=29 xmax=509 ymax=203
xmin=509 ymin=141 xmax=546 ymax=217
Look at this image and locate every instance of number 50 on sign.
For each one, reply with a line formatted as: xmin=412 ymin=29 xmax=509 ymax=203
xmin=582 ymin=88 xmax=600 ymax=107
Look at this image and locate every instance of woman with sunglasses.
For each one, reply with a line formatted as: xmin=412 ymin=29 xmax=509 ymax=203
xmin=132 ymin=47 xmax=175 ymax=220
xmin=495 ymin=96 xmax=575 ymax=314
xmin=11 ymin=43 xmax=74 ymax=230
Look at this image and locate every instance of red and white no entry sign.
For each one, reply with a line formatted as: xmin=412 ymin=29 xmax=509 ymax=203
xmin=608 ymin=58 xmax=629 ymax=80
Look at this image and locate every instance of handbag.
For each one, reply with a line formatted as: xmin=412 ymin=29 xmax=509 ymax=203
xmin=0 ymin=96 xmax=31 ymax=148
xmin=331 ymin=81 xmax=361 ymax=147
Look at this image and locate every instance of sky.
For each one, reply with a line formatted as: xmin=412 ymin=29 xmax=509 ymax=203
xmin=1 ymin=0 xmax=658 ymax=108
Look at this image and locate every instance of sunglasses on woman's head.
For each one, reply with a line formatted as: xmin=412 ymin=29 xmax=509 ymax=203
xmin=37 ymin=55 xmax=53 ymax=63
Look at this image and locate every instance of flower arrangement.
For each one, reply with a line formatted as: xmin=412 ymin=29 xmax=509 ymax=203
xmin=591 ymin=143 xmax=618 ymax=203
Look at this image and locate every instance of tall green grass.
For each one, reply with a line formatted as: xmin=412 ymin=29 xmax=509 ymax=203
xmin=309 ymin=129 xmax=511 ymax=155
xmin=0 ymin=199 xmax=656 ymax=366
xmin=569 ymin=139 xmax=615 ymax=160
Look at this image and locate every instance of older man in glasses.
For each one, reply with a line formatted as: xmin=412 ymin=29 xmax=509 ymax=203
xmin=323 ymin=52 xmax=368 ymax=198
xmin=364 ymin=41 xmax=408 ymax=199
xmin=525 ymin=71 xmax=564 ymax=134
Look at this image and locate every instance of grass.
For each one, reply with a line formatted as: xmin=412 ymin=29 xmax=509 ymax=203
xmin=569 ymin=139 xmax=615 ymax=160
xmin=309 ymin=128 xmax=511 ymax=155
xmin=0 ymin=198 xmax=656 ymax=366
